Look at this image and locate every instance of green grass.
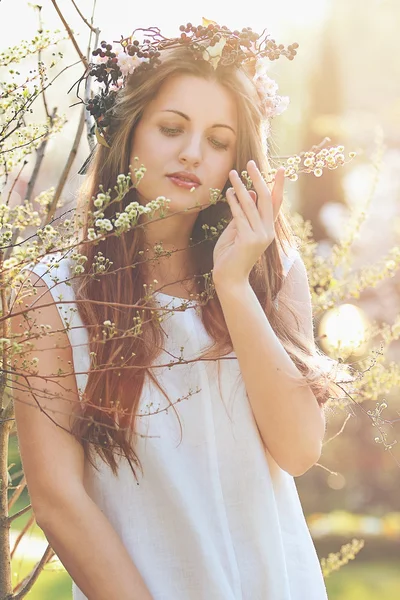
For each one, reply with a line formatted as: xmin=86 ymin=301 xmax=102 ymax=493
xmin=12 ymin=558 xmax=71 ymax=599
xmin=325 ymin=560 xmax=400 ymax=600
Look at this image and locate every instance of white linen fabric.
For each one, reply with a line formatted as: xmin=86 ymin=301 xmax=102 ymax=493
xmin=20 ymin=247 xmax=328 ymax=600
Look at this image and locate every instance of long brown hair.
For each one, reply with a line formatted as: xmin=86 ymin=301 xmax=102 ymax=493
xmin=72 ymin=46 xmax=337 ymax=479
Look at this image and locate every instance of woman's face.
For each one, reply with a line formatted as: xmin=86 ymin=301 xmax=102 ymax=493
xmin=130 ymin=74 xmax=237 ymax=213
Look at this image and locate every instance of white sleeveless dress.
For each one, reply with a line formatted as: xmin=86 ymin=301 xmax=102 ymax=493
xmin=20 ymin=247 xmax=328 ymax=600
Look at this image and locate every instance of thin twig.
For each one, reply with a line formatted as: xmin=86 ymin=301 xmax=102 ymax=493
xmin=7 ymin=475 xmax=26 ymax=512
xmin=0 ymin=59 xmax=80 ymax=150
xmin=26 ymin=105 xmax=58 ymax=204
xmin=71 ymin=0 xmax=98 ymax=33
xmin=270 ymin=138 xmax=333 ymax=161
xmin=12 ymin=544 xmax=54 ymax=598
xmin=8 ymin=503 xmax=32 ymax=523
xmin=10 ymin=513 xmax=35 ymax=560
xmin=50 ymin=0 xmax=89 ymax=69
xmin=4 ymin=105 xmax=57 ymax=262
xmin=322 ymin=413 xmax=353 ymax=447
xmin=0 ymin=252 xmax=11 ymax=409
xmin=36 ymin=5 xmax=50 ymax=120
xmin=84 ymin=1 xmax=100 ymax=151
xmin=1 ymin=155 xmax=9 ymax=189
xmin=6 ymin=160 xmax=28 ymax=206
xmin=313 ymin=462 xmax=339 ymax=476
xmin=0 ymin=132 xmax=48 ymax=155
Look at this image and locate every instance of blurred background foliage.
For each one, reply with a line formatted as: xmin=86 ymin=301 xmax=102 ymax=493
xmin=3 ymin=0 xmax=400 ymax=597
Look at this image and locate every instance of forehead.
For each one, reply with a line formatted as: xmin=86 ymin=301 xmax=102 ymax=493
xmin=146 ymin=74 xmax=237 ymax=126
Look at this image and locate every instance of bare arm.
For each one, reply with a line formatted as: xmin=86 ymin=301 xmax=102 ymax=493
xmin=11 ymin=271 xmax=153 ymax=599
xmin=214 ymin=255 xmax=325 ymax=477
xmin=38 ymin=489 xmax=153 ymax=600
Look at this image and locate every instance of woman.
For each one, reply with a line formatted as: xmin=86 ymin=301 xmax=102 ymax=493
xmin=13 ymin=22 xmax=338 ymax=600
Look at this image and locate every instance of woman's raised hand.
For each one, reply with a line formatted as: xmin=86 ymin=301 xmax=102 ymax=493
xmin=212 ymin=160 xmax=285 ymax=287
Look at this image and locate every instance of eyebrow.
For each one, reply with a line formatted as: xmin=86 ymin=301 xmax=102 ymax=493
xmin=160 ymin=109 xmax=236 ymax=135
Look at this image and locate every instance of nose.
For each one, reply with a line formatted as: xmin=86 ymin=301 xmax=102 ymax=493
xmin=178 ymin=133 xmax=202 ymax=167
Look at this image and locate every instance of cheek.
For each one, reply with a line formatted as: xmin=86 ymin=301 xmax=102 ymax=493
xmin=132 ymin=123 xmax=160 ymax=157
xmin=147 ymin=132 xmax=176 ymax=164
xmin=209 ymin=153 xmax=235 ymax=189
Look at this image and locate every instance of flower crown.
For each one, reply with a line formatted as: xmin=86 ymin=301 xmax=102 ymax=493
xmin=75 ymin=18 xmax=298 ymax=174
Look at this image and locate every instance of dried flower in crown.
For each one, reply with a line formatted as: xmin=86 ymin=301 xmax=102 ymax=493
xmin=73 ymin=17 xmax=298 ymax=153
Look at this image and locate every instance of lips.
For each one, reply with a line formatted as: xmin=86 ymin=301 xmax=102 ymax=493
xmin=167 ymin=171 xmax=201 ymax=185
xmin=167 ymin=176 xmax=201 ymax=190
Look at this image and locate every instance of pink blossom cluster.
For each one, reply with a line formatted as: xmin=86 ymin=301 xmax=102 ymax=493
xmin=93 ymin=44 xmax=149 ymax=90
xmin=115 ymin=51 xmax=149 ymax=77
xmin=253 ymin=57 xmax=289 ymax=119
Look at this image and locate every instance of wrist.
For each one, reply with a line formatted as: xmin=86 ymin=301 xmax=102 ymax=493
xmin=213 ymin=277 xmax=251 ymax=296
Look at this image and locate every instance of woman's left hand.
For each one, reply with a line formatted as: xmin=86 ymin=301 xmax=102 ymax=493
xmin=212 ymin=160 xmax=285 ymax=287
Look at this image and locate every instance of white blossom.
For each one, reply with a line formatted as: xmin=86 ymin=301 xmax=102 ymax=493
xmin=272 ymin=95 xmax=290 ymax=116
xmin=125 ymin=201 xmax=140 ymax=213
xmin=4 ymin=257 xmax=18 ymax=269
xmin=95 ymin=218 xmax=113 ymax=232
xmin=252 ymin=56 xmax=290 ymax=119
xmin=254 ymin=74 xmax=279 ymax=97
xmin=255 ymin=57 xmax=270 ymax=77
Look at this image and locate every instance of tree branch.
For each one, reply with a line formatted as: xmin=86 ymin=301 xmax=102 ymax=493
xmin=8 ymin=503 xmax=32 ymax=524
xmin=7 ymin=475 xmax=26 ymax=513
xmin=44 ymin=104 xmax=86 ymax=225
xmin=71 ymin=0 xmax=98 ymax=33
xmin=12 ymin=544 xmax=54 ymax=599
xmin=50 ymin=0 xmax=89 ymax=69
xmin=9 ymin=514 xmax=35 ymax=562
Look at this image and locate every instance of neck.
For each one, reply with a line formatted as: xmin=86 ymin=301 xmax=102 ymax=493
xmin=142 ymin=243 xmax=198 ymax=294
xmin=136 ymin=198 xmax=201 ymax=294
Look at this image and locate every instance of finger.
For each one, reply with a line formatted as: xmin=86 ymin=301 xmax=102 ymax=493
xmin=271 ymin=167 xmax=285 ymax=221
xmin=228 ymin=170 xmax=260 ymax=231
xmin=272 ymin=166 xmax=285 ymax=199
xmin=247 ymin=160 xmax=271 ymax=197
xmin=249 ymin=190 xmax=257 ymax=205
xmin=246 ymin=160 xmax=274 ymax=225
xmin=225 ymin=187 xmax=252 ymax=233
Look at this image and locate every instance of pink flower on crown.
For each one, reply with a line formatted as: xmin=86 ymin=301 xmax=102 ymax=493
xmin=116 ymin=51 xmax=140 ymax=76
xmin=254 ymin=74 xmax=279 ymax=97
xmin=109 ymin=80 xmax=124 ymax=92
xmin=116 ymin=51 xmax=150 ymax=77
xmin=259 ymin=91 xmax=290 ymax=118
xmin=253 ymin=57 xmax=290 ymax=118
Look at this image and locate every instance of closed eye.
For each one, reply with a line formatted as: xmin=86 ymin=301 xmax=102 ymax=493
xmin=159 ymin=127 xmax=229 ymax=151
